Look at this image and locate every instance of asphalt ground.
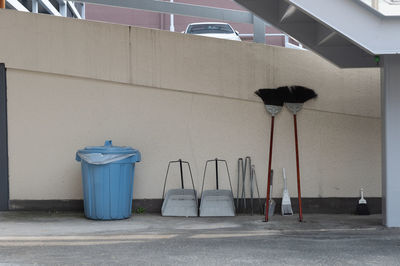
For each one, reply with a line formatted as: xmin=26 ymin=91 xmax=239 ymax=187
xmin=0 ymin=212 xmax=399 ymax=265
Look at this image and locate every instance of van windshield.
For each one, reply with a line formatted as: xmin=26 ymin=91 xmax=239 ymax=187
xmin=187 ymin=24 xmax=234 ymax=34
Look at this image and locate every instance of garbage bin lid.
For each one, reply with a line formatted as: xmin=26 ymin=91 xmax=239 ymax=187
xmin=77 ymin=140 xmax=140 ymax=156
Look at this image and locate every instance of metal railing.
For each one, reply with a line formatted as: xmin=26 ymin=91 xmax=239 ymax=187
xmin=4 ymin=0 xmax=84 ymax=18
xmin=239 ymin=33 xmax=305 ymax=50
xmin=2 ymin=0 xmax=305 ymax=48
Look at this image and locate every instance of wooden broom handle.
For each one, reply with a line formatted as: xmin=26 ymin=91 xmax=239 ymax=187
xmin=293 ymin=114 xmax=303 ymax=222
xmin=265 ymin=116 xmax=274 ymax=222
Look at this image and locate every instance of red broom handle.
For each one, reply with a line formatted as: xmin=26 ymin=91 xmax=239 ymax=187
xmin=265 ymin=116 xmax=275 ymax=222
xmin=293 ymin=114 xmax=303 ymax=222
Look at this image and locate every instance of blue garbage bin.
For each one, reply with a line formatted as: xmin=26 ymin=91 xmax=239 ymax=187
xmin=76 ymin=140 xmax=141 ymax=220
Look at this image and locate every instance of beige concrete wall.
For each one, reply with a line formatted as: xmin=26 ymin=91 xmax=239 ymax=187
xmin=1 ymin=10 xmax=381 ymax=200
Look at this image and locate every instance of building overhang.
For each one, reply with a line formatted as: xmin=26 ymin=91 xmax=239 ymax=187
xmin=235 ymin=0 xmax=400 ymax=68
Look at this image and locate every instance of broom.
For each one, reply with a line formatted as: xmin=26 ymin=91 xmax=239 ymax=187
xmin=268 ymin=169 xmax=276 ymax=218
xmin=356 ymin=188 xmax=370 ymax=215
xmin=278 ymin=86 xmax=317 ymax=222
xmin=281 ymin=168 xmax=293 ymax=216
xmin=255 ymin=88 xmax=285 ymax=222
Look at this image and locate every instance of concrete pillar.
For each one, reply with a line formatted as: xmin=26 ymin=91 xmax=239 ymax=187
xmin=253 ymin=15 xmax=265 ymax=44
xmin=59 ymin=1 xmax=67 ymax=17
xmin=80 ymin=3 xmax=85 ymax=19
xmin=381 ymin=55 xmax=400 ymax=227
xmin=32 ymin=0 xmax=38 ymax=13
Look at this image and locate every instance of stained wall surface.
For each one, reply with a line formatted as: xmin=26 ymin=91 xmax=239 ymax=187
xmin=0 ymin=10 xmax=381 ymax=200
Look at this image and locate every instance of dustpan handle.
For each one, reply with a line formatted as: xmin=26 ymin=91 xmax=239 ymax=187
xmin=223 ymin=160 xmax=234 ymax=203
xmin=162 ymin=161 xmax=173 ymax=200
xmin=200 ymin=160 xmax=211 ymax=199
xmin=215 ymin=158 xmax=219 ymax=190
xmin=179 ymin=159 xmax=184 ymax=189
xmin=237 ymin=158 xmax=243 ymax=209
xmin=185 ymin=162 xmax=198 ymax=209
xmin=201 ymin=159 xmax=234 ymax=198
xmin=162 ymin=159 xmax=193 ymax=199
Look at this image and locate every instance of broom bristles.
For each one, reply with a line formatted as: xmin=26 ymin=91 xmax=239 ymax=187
xmin=282 ymin=204 xmax=293 ymax=216
xmin=255 ymin=89 xmax=285 ymax=106
xmin=356 ymin=203 xmax=370 ymax=215
xmin=278 ymin=86 xmax=317 ymax=103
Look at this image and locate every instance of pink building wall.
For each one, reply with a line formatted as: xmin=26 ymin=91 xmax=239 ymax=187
xmin=85 ymin=0 xmax=285 ymax=46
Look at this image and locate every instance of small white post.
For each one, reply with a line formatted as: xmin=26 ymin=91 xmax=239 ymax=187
xmin=32 ymin=0 xmax=38 ymax=13
xmin=169 ymin=0 xmax=175 ymax=32
xmin=284 ymin=35 xmax=289 ymax=48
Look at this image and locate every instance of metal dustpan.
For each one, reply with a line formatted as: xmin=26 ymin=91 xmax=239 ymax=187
xmin=200 ymin=159 xmax=235 ymax=217
xmin=161 ymin=159 xmax=198 ymax=217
